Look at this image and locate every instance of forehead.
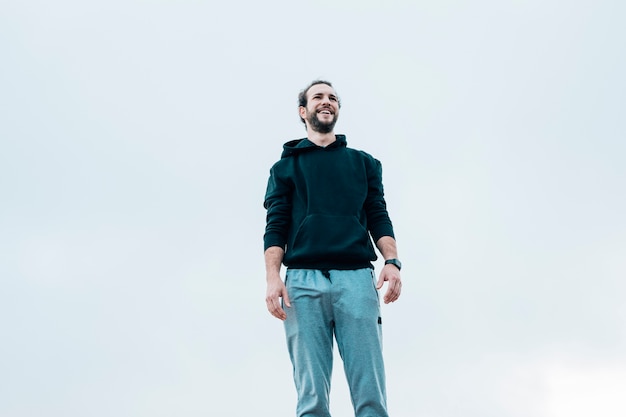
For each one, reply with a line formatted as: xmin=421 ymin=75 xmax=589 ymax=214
xmin=307 ymin=83 xmax=337 ymax=98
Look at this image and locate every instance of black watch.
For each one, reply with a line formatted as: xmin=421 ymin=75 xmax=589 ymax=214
xmin=384 ymin=258 xmax=402 ymax=271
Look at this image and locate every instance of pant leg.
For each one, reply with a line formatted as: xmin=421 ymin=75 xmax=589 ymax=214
xmin=332 ymin=268 xmax=389 ymax=417
xmin=284 ymin=269 xmax=334 ymax=417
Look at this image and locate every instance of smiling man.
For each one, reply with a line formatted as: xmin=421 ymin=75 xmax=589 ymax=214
xmin=298 ymin=82 xmax=339 ymax=135
xmin=263 ymin=80 xmax=402 ymax=417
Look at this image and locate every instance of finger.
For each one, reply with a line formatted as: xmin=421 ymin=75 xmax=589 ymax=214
xmin=383 ymin=280 xmax=393 ymax=302
xmin=283 ymin=290 xmax=292 ymax=308
xmin=274 ymin=306 xmax=287 ymax=320
xmin=376 ymin=274 xmax=385 ymax=289
xmin=272 ymin=304 xmax=287 ymax=320
xmin=266 ymin=297 xmax=286 ymax=320
xmin=383 ymin=285 xmax=389 ymax=303
xmin=392 ymin=280 xmax=402 ymax=301
xmin=393 ymin=282 xmax=402 ymax=302
xmin=384 ymin=280 xmax=401 ymax=303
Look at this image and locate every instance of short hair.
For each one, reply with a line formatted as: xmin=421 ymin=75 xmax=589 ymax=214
xmin=298 ymin=80 xmax=341 ymax=124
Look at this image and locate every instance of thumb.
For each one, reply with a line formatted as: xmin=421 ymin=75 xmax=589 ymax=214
xmin=283 ymin=288 xmax=291 ymax=308
xmin=376 ymin=274 xmax=385 ymax=290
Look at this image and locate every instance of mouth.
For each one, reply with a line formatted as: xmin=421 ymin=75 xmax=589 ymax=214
xmin=317 ymin=108 xmax=334 ymax=116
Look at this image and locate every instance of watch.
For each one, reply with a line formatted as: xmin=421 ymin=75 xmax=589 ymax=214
xmin=384 ymin=258 xmax=402 ymax=271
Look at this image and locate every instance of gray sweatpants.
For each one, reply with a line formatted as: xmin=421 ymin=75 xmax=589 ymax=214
xmin=284 ymin=268 xmax=389 ymax=417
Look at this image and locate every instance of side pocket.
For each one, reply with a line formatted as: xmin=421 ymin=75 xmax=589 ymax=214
xmin=282 ymin=271 xmax=289 ymax=309
xmin=370 ymin=269 xmax=380 ymax=302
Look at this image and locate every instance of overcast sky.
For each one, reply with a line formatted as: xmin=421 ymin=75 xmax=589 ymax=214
xmin=1 ymin=1 xmax=625 ymax=416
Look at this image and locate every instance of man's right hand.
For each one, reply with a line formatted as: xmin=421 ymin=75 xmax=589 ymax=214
xmin=265 ymin=275 xmax=291 ymax=321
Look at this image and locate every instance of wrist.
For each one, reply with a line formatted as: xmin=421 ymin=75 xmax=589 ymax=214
xmin=266 ymin=272 xmax=282 ymax=282
xmin=384 ymin=258 xmax=402 ymax=271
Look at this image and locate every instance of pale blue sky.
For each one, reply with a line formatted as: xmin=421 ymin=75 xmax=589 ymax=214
xmin=1 ymin=1 xmax=625 ymax=416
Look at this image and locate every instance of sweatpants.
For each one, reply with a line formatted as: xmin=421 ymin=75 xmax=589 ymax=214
xmin=283 ymin=268 xmax=389 ymax=417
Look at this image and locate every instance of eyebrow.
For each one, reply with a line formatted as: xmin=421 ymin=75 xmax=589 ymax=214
xmin=312 ymin=93 xmax=338 ymax=99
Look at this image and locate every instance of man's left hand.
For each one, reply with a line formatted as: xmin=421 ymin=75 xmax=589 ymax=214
xmin=376 ymin=264 xmax=402 ymax=303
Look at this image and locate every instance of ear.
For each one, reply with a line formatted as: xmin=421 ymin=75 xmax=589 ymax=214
xmin=299 ymin=106 xmax=306 ymax=120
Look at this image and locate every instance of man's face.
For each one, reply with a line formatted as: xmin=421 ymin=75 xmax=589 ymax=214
xmin=300 ymin=83 xmax=340 ymax=133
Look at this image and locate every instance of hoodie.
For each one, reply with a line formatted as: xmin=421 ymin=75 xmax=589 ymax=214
xmin=263 ymin=134 xmax=395 ymax=270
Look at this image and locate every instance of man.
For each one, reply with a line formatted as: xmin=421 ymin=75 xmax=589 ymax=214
xmin=264 ymin=80 xmax=402 ymax=417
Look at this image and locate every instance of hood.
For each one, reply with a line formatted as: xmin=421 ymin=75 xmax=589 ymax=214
xmin=280 ymin=134 xmax=347 ymax=158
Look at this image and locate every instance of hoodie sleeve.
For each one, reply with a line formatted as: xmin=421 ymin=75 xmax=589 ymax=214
xmin=364 ymin=157 xmax=395 ymax=242
xmin=263 ymin=163 xmax=292 ymax=251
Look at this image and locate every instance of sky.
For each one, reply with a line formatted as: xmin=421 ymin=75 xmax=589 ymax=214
xmin=1 ymin=0 xmax=625 ymax=416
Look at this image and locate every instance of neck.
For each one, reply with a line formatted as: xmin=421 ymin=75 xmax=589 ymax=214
xmin=306 ymin=129 xmax=336 ymax=147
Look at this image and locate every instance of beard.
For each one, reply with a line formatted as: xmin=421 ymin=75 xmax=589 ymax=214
xmin=307 ymin=110 xmax=337 ymax=134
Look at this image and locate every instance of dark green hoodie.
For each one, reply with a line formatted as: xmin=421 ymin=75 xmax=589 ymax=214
xmin=264 ymin=135 xmax=395 ymax=270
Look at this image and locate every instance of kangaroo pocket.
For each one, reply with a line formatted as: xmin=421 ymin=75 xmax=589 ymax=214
xmin=288 ymin=214 xmax=373 ymax=261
